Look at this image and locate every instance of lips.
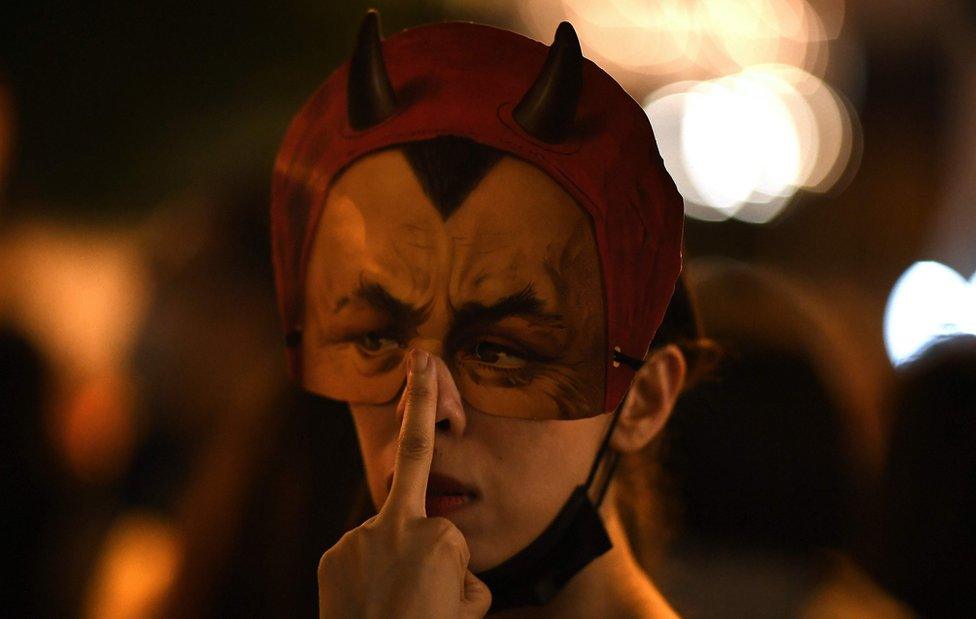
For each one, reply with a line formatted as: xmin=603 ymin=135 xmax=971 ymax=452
xmin=425 ymin=472 xmax=478 ymax=517
xmin=386 ymin=471 xmax=479 ymax=517
xmin=426 ymin=472 xmax=477 ymax=497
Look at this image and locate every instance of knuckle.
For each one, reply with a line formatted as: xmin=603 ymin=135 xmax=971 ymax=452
xmin=317 ymin=546 xmax=338 ymax=577
xmin=397 ymin=432 xmax=433 ymax=460
xmin=413 ymin=517 xmax=451 ymax=543
xmin=428 ymin=517 xmax=467 ymax=556
xmin=475 ymin=589 xmax=493 ymax=614
xmin=426 ymin=516 xmax=456 ymax=536
xmin=359 ymin=514 xmax=381 ymax=532
xmin=334 ymin=529 xmax=356 ymax=547
xmin=405 ymin=383 xmax=432 ymax=404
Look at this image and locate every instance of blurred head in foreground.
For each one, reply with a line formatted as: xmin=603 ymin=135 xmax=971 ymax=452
xmin=670 ymin=260 xmax=859 ymax=552
xmin=868 ymin=334 xmax=976 ymax=616
xmin=655 ymin=260 xmax=861 ymax=617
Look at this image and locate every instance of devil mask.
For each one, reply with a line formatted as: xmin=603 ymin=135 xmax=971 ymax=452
xmin=271 ymin=10 xmax=684 ymax=611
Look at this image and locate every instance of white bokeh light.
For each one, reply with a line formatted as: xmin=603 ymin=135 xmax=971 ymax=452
xmin=884 ymin=261 xmax=976 ymax=366
xmin=479 ymin=0 xmax=860 ymax=224
xmin=519 ymin=0 xmax=836 ymax=78
xmin=681 ymin=81 xmax=769 ymax=212
xmin=644 ymin=65 xmax=854 ymax=223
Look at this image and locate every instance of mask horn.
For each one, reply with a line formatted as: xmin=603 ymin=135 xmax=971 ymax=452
xmin=347 ymin=9 xmax=397 ymax=130
xmin=513 ymin=22 xmax=582 ymax=144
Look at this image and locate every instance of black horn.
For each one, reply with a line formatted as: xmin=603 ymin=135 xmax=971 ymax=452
xmin=513 ymin=22 xmax=582 ymax=144
xmin=347 ymin=10 xmax=397 ymax=130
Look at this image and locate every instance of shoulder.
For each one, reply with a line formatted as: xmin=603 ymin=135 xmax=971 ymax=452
xmin=615 ymin=579 xmax=681 ymax=619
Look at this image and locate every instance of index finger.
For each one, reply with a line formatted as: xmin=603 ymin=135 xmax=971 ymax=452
xmin=385 ymin=348 xmax=437 ymax=518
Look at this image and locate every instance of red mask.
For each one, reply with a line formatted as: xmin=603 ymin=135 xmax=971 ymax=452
xmin=271 ymin=17 xmax=684 ymax=414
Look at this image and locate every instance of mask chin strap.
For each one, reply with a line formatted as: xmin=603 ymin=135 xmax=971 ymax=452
xmin=476 ymin=350 xmax=638 ymax=613
xmin=585 ymin=391 xmax=625 ymax=508
xmin=587 ymin=346 xmax=644 ymax=506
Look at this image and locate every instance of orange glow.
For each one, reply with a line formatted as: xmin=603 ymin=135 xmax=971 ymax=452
xmin=84 ymin=514 xmax=183 ymax=619
xmin=1 ymin=221 xmax=150 ymax=479
xmin=56 ymin=371 xmax=137 ymax=483
xmin=0 ymin=222 xmax=149 ymax=374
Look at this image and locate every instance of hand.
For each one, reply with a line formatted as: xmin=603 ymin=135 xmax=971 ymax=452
xmin=317 ymin=349 xmax=491 ymax=619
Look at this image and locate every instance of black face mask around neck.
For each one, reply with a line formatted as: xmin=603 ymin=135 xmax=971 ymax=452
xmin=474 ymin=397 xmax=625 ymax=613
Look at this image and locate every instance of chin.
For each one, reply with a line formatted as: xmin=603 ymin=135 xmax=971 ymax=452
xmin=458 ymin=518 xmax=529 ymax=574
xmin=441 ymin=512 xmax=498 ymax=572
xmin=466 ymin=539 xmax=500 ymax=574
xmin=466 ymin=534 xmax=525 ymax=574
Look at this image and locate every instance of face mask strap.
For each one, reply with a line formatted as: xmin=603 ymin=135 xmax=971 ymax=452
xmin=583 ymin=397 xmax=623 ymax=492
xmin=585 ymin=347 xmax=643 ymax=508
xmin=611 ymin=346 xmax=644 ymax=371
xmin=584 ymin=413 xmax=621 ymax=510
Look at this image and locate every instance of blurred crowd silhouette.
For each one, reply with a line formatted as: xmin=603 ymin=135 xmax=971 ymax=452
xmin=3 ymin=2 xmax=975 ymax=618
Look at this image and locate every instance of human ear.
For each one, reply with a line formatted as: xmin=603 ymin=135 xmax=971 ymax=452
xmin=609 ymin=344 xmax=687 ymax=453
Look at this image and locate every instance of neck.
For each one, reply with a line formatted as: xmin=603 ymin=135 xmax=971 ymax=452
xmin=488 ymin=504 xmax=678 ymax=619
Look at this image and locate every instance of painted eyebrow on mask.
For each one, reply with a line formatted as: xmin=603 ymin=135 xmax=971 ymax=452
xmin=333 ymin=274 xmax=431 ymax=330
xmin=449 ymin=283 xmax=565 ymax=334
xmin=336 ymin=277 xmax=564 ymax=335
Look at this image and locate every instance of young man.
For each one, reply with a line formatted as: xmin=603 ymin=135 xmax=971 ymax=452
xmin=271 ymin=12 xmax=687 ymax=617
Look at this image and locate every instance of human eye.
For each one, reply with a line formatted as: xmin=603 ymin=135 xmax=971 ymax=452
xmin=467 ymin=340 xmax=529 ymax=370
xmin=354 ymin=330 xmax=404 ymax=355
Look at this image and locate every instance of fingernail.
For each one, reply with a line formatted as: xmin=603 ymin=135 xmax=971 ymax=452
xmin=409 ymin=348 xmax=430 ymax=372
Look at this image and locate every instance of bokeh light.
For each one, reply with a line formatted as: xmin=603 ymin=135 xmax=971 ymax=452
xmin=0 ymin=223 xmax=149 ymax=375
xmin=512 ymin=0 xmax=858 ymax=224
xmin=884 ymin=261 xmax=976 ymax=367
xmin=644 ymin=65 xmax=856 ymax=223
xmin=84 ymin=513 xmax=182 ymax=619
xmin=1 ymin=222 xmax=149 ymax=481
xmin=519 ymin=0 xmax=839 ymax=79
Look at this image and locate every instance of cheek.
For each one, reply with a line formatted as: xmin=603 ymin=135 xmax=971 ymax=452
xmin=348 ymin=404 xmax=400 ymax=508
xmin=464 ymin=415 xmax=607 ymax=570
xmin=490 ymin=420 xmax=603 ymax=506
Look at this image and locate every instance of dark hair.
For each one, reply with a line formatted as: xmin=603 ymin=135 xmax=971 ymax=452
xmin=614 ymin=275 xmax=718 ymax=570
xmin=649 ymin=267 xmax=861 ymax=562
xmin=649 ymin=275 xmax=720 ymax=388
xmin=662 ymin=345 xmax=853 ymax=552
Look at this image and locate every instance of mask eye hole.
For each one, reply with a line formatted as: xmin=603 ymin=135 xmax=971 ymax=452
xmin=357 ymin=332 xmax=402 ymax=354
xmin=471 ymin=341 xmax=528 ymax=370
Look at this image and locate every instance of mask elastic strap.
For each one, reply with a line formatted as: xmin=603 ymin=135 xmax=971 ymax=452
xmin=584 ymin=348 xmax=644 ymax=507
xmin=582 ymin=397 xmax=623 ymax=509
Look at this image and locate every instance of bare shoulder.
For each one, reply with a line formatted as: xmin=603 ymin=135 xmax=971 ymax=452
xmin=615 ymin=580 xmax=682 ymax=619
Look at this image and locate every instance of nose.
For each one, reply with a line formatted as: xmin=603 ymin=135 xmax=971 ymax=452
xmin=396 ymin=350 xmax=467 ymax=437
xmin=432 ymin=354 xmax=467 ymax=436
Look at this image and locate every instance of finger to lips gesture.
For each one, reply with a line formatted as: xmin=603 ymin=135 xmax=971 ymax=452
xmin=317 ymin=349 xmax=491 ymax=619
